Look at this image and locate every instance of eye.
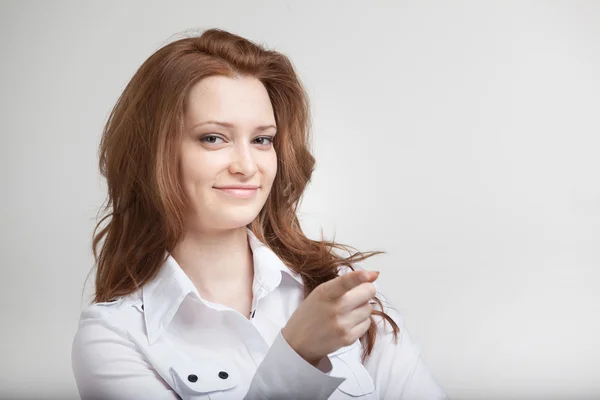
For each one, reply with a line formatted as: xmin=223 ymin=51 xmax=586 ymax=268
xmin=254 ymin=136 xmax=274 ymax=146
xmin=199 ymin=135 xmax=225 ymax=144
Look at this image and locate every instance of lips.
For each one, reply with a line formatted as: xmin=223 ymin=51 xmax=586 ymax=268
xmin=214 ymin=185 xmax=260 ymax=190
xmin=214 ymin=186 xmax=259 ymax=199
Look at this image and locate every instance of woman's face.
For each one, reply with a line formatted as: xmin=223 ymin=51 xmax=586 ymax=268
xmin=180 ymin=75 xmax=278 ymax=233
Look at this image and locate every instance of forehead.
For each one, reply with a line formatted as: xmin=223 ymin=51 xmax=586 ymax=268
xmin=184 ymin=75 xmax=275 ymax=127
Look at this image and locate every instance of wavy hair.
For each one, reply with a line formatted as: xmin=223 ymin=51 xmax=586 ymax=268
xmin=89 ymin=28 xmax=399 ymax=363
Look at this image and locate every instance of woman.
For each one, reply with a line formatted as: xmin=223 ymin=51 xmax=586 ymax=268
xmin=71 ymin=28 xmax=447 ymax=399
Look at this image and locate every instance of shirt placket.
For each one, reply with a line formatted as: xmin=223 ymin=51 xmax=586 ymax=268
xmin=242 ymin=283 xmax=272 ymax=366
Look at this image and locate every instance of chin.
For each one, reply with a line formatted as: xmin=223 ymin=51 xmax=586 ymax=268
xmin=211 ymin=212 xmax=260 ymax=231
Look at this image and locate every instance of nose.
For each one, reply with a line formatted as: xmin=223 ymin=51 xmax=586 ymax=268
xmin=228 ymin=142 xmax=258 ymax=177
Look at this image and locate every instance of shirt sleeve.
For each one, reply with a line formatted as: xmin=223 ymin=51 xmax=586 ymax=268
xmin=71 ymin=308 xmax=180 ymax=400
xmin=72 ymin=307 xmax=345 ymax=400
xmin=363 ymin=284 xmax=449 ymax=399
xmin=245 ymin=330 xmax=346 ymax=399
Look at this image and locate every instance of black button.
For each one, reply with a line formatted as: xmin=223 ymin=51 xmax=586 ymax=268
xmin=188 ymin=374 xmax=198 ymax=383
xmin=218 ymin=371 xmax=229 ymax=379
xmin=141 ymin=304 xmax=144 ymax=310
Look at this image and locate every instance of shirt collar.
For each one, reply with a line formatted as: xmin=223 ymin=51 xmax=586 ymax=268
xmin=142 ymin=227 xmax=303 ymax=344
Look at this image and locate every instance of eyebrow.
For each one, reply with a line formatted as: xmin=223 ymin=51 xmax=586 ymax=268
xmin=192 ymin=120 xmax=277 ymax=132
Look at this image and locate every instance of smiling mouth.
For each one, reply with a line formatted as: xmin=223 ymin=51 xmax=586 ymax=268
xmin=214 ymin=187 xmax=259 ymax=199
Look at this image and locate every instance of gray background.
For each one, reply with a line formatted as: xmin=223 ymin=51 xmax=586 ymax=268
xmin=1 ymin=1 xmax=599 ymax=399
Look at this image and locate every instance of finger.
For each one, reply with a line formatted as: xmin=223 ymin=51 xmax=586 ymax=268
xmin=339 ymin=282 xmax=377 ymax=312
xmin=321 ymin=270 xmax=379 ymax=300
xmin=349 ymin=317 xmax=372 ymax=341
xmin=346 ymin=301 xmax=375 ymax=327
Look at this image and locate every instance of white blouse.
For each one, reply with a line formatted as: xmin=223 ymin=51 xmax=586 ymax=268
xmin=72 ymin=228 xmax=447 ymax=399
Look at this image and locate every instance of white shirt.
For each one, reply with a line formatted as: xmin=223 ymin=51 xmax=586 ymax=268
xmin=72 ymin=228 xmax=447 ymax=399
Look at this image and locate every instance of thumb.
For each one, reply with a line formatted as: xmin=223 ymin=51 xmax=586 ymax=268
xmin=363 ymin=270 xmax=380 ymax=282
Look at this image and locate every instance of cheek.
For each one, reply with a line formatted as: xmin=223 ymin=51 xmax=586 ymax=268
xmin=180 ymin=148 xmax=221 ymax=182
xmin=264 ymin=151 xmax=278 ymax=184
xmin=179 ymin=158 xmax=212 ymax=200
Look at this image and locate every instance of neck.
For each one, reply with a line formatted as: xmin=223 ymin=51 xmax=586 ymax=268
xmin=171 ymin=225 xmax=254 ymax=299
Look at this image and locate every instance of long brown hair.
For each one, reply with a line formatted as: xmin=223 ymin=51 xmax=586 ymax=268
xmin=89 ymin=28 xmax=399 ymax=363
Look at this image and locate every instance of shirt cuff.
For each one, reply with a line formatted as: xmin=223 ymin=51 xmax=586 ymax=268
xmin=247 ymin=330 xmax=345 ymax=399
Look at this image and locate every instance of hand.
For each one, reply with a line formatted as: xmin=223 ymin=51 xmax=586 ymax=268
xmin=281 ymin=269 xmax=379 ymax=366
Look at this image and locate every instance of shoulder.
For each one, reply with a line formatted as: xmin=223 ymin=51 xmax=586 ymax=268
xmin=72 ymin=291 xmax=147 ymax=374
xmin=71 ymin=291 xmax=179 ymax=399
xmin=73 ymin=291 xmax=144 ymax=347
xmin=78 ymin=291 xmax=143 ymax=321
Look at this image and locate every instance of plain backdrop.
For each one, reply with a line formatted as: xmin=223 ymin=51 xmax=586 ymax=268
xmin=1 ymin=1 xmax=599 ymax=399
